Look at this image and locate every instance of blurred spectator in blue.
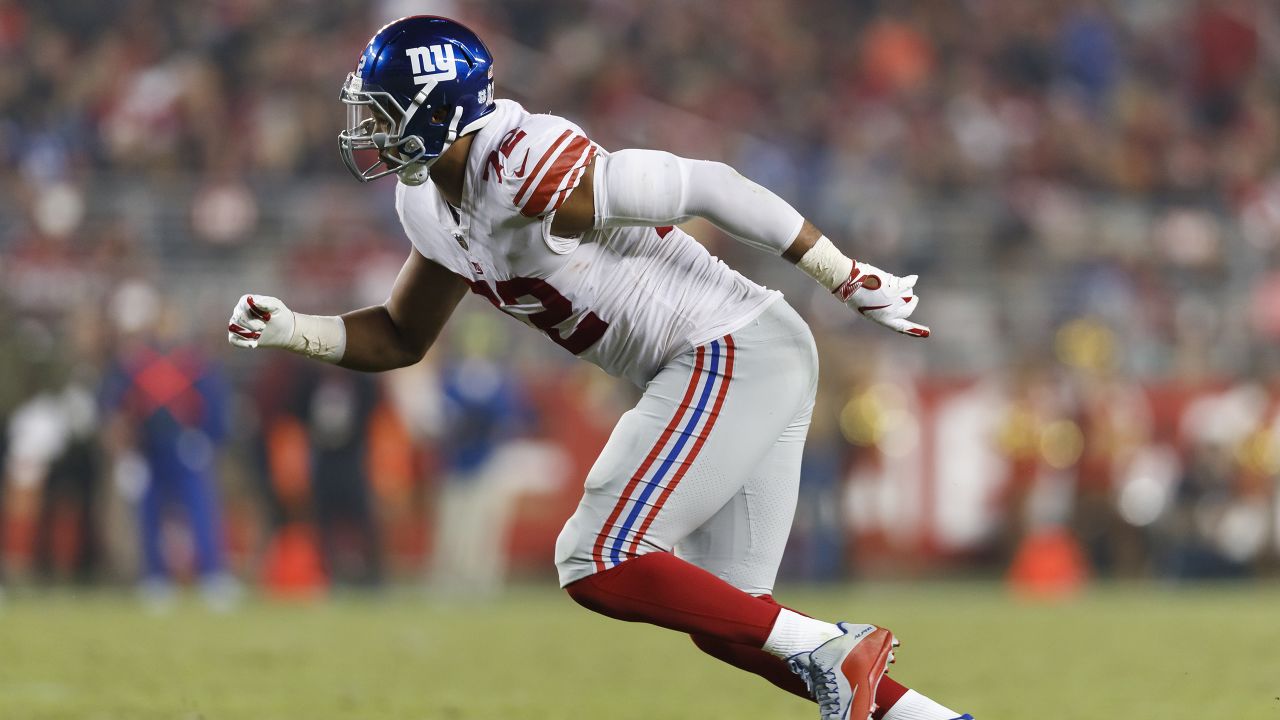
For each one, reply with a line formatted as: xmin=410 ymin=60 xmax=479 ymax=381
xmin=428 ymin=311 xmax=563 ymax=598
xmin=100 ymin=281 xmax=236 ymax=609
xmin=1056 ymin=2 xmax=1119 ymax=108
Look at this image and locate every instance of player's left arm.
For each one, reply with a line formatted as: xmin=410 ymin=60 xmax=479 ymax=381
xmin=552 ymin=152 xmax=928 ymax=338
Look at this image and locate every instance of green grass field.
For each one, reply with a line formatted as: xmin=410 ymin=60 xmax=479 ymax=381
xmin=2 ymin=582 xmax=1278 ymax=719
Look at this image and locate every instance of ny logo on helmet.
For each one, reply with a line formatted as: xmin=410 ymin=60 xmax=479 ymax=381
xmin=406 ymin=45 xmax=458 ymax=86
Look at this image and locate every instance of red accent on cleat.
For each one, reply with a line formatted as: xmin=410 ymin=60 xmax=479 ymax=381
xmin=842 ymin=627 xmax=895 ymax=720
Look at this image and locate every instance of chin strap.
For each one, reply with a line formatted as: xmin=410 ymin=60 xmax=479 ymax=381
xmin=398 ymin=106 xmax=465 ymax=186
xmin=398 ymin=163 xmax=431 ymax=186
xmin=445 ymin=105 xmax=463 ymax=143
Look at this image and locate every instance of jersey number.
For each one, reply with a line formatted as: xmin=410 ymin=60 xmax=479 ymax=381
xmin=468 ymin=277 xmax=608 ymax=356
xmin=483 ymin=128 xmax=527 ymax=181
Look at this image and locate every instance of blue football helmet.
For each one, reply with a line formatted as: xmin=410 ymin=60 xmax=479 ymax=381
xmin=339 ymin=16 xmax=497 ymax=185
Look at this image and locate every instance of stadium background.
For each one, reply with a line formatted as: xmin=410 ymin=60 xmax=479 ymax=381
xmin=1 ymin=1 xmax=1279 ymax=718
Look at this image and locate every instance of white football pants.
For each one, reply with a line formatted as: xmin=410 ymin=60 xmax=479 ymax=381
xmin=555 ymin=299 xmax=817 ymax=595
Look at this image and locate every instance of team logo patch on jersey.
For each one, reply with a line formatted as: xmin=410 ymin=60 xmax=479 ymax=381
xmin=406 ymin=45 xmax=458 ymax=86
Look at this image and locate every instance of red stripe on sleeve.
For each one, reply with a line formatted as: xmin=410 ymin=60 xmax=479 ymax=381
xmin=514 ymin=129 xmax=573 ymax=207
xmin=545 ymin=146 xmax=597 ymax=215
xmin=520 ymin=136 xmax=593 ymax=217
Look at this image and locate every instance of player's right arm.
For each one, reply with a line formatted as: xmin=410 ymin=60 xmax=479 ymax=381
xmin=227 ymin=248 xmax=467 ymax=371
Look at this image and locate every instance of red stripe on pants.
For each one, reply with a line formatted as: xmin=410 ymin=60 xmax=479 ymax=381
xmin=626 ymin=335 xmax=735 ymax=556
xmin=590 ymin=346 xmax=706 ymax=571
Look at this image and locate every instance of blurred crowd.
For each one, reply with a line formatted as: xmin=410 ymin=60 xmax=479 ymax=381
xmin=2 ymin=0 xmax=1279 ymax=601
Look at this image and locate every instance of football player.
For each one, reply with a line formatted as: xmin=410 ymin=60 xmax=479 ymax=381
xmin=228 ymin=16 xmax=970 ymax=720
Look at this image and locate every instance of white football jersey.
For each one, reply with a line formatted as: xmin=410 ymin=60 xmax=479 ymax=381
xmin=394 ymin=99 xmax=780 ymax=387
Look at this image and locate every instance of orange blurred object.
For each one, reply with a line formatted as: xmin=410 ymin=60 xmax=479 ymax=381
xmin=1007 ymin=528 xmax=1089 ymax=600
xmin=259 ymin=522 xmax=327 ymax=599
xmin=267 ymin=417 xmax=311 ymax=507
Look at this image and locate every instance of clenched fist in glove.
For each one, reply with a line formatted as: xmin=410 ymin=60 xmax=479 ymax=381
xmin=227 ymin=294 xmax=347 ymax=362
xmin=834 ymin=261 xmax=930 ymax=338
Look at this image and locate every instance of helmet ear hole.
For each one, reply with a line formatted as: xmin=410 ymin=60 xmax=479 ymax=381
xmin=430 ymin=106 xmax=451 ymax=124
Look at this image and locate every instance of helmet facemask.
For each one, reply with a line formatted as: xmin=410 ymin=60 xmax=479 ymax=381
xmin=338 ymin=72 xmax=463 ymax=186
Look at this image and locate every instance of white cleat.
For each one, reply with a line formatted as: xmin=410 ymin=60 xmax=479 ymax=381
xmin=797 ymin=622 xmax=897 ymax=720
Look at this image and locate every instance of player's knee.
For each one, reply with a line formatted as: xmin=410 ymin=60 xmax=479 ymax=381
xmin=554 ymin=512 xmax=595 ymax=586
xmin=562 ymin=573 xmax=608 ymax=615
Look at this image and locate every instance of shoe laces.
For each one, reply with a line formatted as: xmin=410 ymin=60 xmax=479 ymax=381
xmin=810 ymin=666 xmax=842 ymax=719
xmin=787 ymin=655 xmax=841 ymax=719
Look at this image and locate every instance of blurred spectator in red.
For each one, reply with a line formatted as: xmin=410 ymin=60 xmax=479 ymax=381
xmin=1190 ymin=0 xmax=1259 ymax=130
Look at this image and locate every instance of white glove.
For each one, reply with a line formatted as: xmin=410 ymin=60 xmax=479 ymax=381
xmin=227 ymin=294 xmax=347 ymax=361
xmin=834 ymin=262 xmax=931 ymax=338
xmin=227 ymin=294 xmax=295 ymax=350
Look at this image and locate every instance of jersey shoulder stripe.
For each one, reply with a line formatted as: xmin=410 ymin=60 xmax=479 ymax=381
xmin=524 ymin=136 xmax=596 ymax=217
xmin=513 ymin=128 xmax=574 ymax=208
xmin=491 ymin=111 xmax=598 ymax=219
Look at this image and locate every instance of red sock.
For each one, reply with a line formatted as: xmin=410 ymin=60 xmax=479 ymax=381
xmin=690 ymin=634 xmax=812 ymax=700
xmin=873 ymin=676 xmax=910 ymax=719
xmin=689 ymin=594 xmax=809 ymax=700
xmin=564 ymin=552 xmax=781 ymax=646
